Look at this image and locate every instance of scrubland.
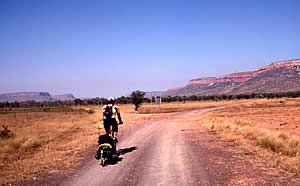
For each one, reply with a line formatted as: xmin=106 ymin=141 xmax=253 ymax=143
xmin=0 ymin=107 xmax=95 ymax=183
xmin=1 ymin=98 xmax=300 ymax=184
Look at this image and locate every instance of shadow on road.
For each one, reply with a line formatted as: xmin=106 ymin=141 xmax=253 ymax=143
xmin=117 ymin=146 xmax=138 ymax=156
xmin=102 ymin=146 xmax=138 ymax=167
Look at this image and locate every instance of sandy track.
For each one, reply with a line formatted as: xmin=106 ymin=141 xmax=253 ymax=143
xmin=61 ymin=108 xmax=300 ymax=185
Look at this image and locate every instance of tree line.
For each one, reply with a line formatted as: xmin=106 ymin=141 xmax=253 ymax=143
xmin=1 ymin=91 xmax=300 ymax=108
xmin=160 ymin=91 xmax=300 ymax=102
xmin=0 ymin=96 xmax=140 ymax=108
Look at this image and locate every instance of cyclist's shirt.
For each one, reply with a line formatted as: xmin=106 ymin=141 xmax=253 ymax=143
xmin=102 ymin=104 xmax=120 ymax=120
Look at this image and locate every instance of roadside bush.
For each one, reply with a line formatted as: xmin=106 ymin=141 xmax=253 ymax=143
xmin=87 ymin=109 xmax=95 ymax=114
xmin=131 ymin=90 xmax=146 ymax=111
xmin=0 ymin=125 xmax=15 ymax=138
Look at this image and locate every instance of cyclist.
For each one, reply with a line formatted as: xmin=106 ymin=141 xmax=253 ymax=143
xmin=102 ymin=97 xmax=123 ymax=142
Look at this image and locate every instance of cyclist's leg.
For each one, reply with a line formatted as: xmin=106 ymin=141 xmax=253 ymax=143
xmin=112 ymin=119 xmax=118 ymax=140
xmin=103 ymin=120 xmax=110 ymax=136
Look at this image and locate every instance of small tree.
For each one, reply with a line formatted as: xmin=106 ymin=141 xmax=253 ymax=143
xmin=131 ymin=90 xmax=145 ymax=111
xmin=74 ymin=99 xmax=82 ymax=106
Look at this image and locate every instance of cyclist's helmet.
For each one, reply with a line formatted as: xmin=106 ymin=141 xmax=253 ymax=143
xmin=108 ymin=97 xmax=115 ymax=104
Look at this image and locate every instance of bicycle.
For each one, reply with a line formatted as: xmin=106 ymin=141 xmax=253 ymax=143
xmin=95 ymin=122 xmax=122 ymax=166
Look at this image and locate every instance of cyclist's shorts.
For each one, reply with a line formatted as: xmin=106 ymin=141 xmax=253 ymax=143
xmin=104 ymin=119 xmax=118 ymax=132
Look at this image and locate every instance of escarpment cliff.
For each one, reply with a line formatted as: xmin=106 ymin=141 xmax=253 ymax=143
xmin=165 ymin=59 xmax=300 ymax=96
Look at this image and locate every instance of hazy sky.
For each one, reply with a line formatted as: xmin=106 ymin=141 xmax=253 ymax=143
xmin=1 ymin=0 xmax=299 ymax=98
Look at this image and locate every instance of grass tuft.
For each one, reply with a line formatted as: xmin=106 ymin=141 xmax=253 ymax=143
xmin=0 ymin=125 xmax=14 ymax=138
xmin=87 ymin=109 xmax=95 ymax=114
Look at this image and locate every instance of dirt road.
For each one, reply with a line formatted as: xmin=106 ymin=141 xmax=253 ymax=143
xmin=61 ymin=108 xmax=300 ymax=185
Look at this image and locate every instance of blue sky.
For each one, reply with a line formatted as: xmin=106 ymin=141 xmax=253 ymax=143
xmin=0 ymin=0 xmax=299 ymax=98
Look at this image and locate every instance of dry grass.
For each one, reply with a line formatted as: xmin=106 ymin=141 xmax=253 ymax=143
xmin=196 ymin=98 xmax=300 ymax=173
xmin=138 ymin=100 xmax=245 ymax=114
xmin=0 ymin=108 xmax=98 ymax=184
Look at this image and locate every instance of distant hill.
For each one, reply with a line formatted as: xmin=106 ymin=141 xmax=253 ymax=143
xmin=51 ymin=94 xmax=76 ymax=101
xmin=144 ymin=91 xmax=165 ymax=98
xmin=0 ymin=92 xmax=76 ymax=102
xmin=164 ymin=59 xmax=300 ymax=96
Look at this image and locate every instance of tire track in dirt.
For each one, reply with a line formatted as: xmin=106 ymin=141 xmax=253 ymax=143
xmin=61 ymin=109 xmax=214 ymax=185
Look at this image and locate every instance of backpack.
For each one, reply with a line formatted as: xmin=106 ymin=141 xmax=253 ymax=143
xmin=104 ymin=105 xmax=113 ymax=119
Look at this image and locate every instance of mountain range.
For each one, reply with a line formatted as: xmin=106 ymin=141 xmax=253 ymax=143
xmin=146 ymin=59 xmax=300 ymax=97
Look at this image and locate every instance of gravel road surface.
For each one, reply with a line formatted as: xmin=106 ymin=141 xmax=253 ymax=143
xmin=61 ymin=108 xmax=300 ymax=185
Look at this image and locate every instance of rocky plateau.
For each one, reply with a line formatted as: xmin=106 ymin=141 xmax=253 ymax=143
xmin=146 ymin=59 xmax=300 ymax=97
